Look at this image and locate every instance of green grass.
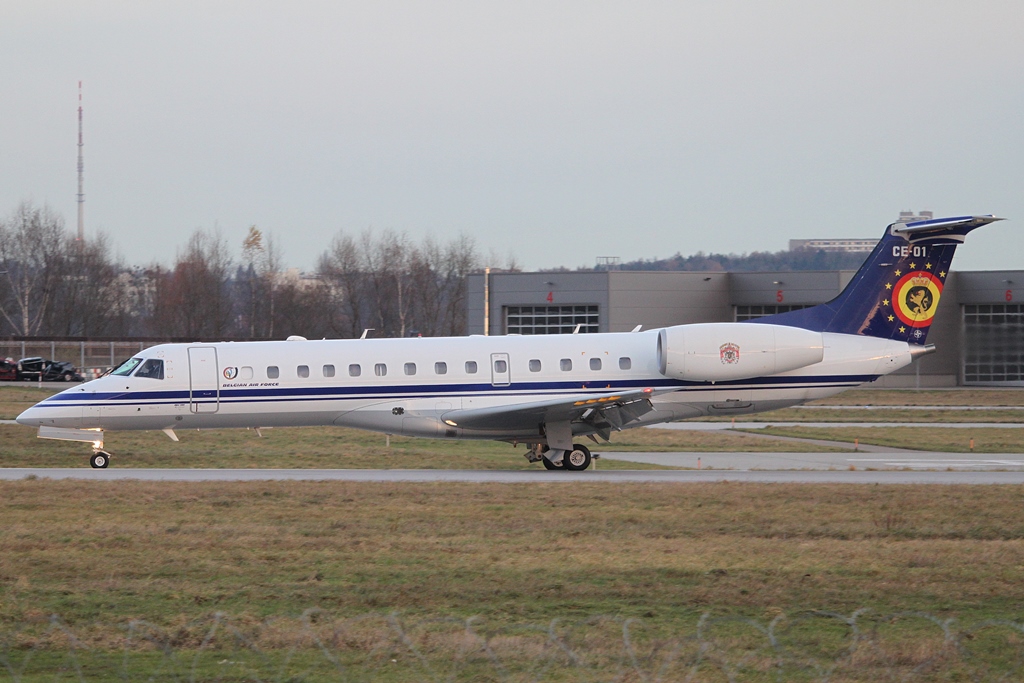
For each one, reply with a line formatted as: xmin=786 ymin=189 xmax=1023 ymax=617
xmin=717 ymin=407 xmax=1024 ymax=422
xmin=807 ymin=388 xmax=1024 ymax=406
xmin=749 ymin=426 xmax=1024 ymax=453
xmin=2 ymin=481 xmax=1024 ymax=680
xmin=0 ymin=386 xmax=54 ymax=421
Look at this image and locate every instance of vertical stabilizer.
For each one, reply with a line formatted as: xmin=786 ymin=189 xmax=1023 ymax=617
xmin=757 ymin=215 xmax=1002 ymax=344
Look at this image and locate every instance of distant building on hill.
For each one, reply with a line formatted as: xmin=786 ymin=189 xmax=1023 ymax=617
xmin=788 ymin=238 xmax=877 ymax=253
xmin=788 ymin=211 xmax=935 ymax=254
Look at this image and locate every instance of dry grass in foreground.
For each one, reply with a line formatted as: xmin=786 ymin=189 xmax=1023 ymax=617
xmin=4 ymin=480 xmax=1024 ymax=680
xmin=2 ymin=481 xmax=1024 ymax=638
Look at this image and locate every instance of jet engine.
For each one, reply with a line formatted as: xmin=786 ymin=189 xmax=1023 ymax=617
xmin=658 ymin=323 xmax=824 ymax=382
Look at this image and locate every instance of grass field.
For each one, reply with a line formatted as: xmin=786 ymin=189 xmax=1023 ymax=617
xmin=751 ymin=425 xmax=1024 ymax=453
xmin=5 ymin=383 xmax=1024 ymax=679
xmin=718 ymin=407 xmax=1024 ymax=422
xmin=2 ymin=481 xmax=1024 ymax=680
xmin=807 ymin=388 xmax=1024 ymax=406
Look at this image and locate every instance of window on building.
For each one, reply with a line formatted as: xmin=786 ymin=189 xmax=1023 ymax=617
xmin=734 ymin=305 xmax=812 ymax=321
xmin=375 ymin=363 xmax=387 ymax=377
xmin=590 ymin=358 xmax=602 ymax=371
xmin=529 ymin=359 xmax=541 ymax=372
xmin=349 ymin=364 xmax=361 ymax=377
xmin=560 ymin=358 xmax=572 ymax=371
xmin=267 ymin=366 xmax=279 ymax=379
xmin=465 ymin=361 xmax=478 ymax=374
xmin=323 ymin=364 xmax=335 ymax=378
xmin=404 ymin=362 xmax=416 ymax=376
xmin=964 ymin=304 xmax=1024 ymax=383
xmin=297 ymin=365 xmax=309 ymax=378
xmin=619 ymin=357 xmax=631 ymax=370
xmin=435 ymin=362 xmax=447 ymax=375
xmin=505 ymin=305 xmax=599 ymax=334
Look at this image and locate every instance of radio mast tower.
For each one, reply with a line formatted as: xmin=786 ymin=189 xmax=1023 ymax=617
xmin=76 ymin=81 xmax=85 ymax=243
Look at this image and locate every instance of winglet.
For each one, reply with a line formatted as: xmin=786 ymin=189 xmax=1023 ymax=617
xmin=892 ymin=215 xmax=1003 ymax=245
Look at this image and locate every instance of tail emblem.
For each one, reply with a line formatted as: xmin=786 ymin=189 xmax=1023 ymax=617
xmin=892 ymin=270 xmax=944 ymax=328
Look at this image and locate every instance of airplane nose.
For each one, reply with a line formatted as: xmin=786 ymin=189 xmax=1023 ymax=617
xmin=16 ymin=406 xmax=45 ymax=427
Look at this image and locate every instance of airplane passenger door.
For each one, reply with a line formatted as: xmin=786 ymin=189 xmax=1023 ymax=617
xmin=490 ymin=353 xmax=511 ymax=387
xmin=188 ymin=347 xmax=220 ymax=413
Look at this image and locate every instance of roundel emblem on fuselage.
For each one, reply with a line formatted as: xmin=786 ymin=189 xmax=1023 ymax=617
xmin=223 ymin=367 xmax=238 ymax=380
xmin=893 ymin=271 xmax=943 ymax=327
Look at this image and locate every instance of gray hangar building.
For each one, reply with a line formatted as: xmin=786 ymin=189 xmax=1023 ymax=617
xmin=467 ymin=269 xmax=1024 ymax=388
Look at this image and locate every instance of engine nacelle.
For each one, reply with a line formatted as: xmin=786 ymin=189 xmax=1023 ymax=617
xmin=658 ymin=323 xmax=824 ymax=382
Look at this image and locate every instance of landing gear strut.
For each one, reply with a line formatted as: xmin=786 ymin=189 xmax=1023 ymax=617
xmin=542 ymin=455 xmax=563 ymax=470
xmin=90 ymin=451 xmax=110 ymax=469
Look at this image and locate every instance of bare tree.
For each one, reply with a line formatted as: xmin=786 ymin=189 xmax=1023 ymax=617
xmin=43 ymin=232 xmax=123 ymax=337
xmin=238 ymin=226 xmax=283 ymax=338
xmin=318 ymin=232 xmax=367 ymax=338
xmin=149 ymin=229 xmax=233 ymax=339
xmin=0 ymin=202 xmax=67 ymax=336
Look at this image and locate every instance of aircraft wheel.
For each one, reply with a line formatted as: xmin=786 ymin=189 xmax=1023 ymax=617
xmin=541 ymin=456 xmax=563 ymax=470
xmin=90 ymin=452 xmax=110 ymax=469
xmin=563 ymin=444 xmax=592 ymax=471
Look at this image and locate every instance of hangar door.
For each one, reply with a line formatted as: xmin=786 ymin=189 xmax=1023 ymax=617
xmin=188 ymin=347 xmax=220 ymax=413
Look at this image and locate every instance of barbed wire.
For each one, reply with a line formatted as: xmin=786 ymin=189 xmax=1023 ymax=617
xmin=2 ymin=608 xmax=1024 ymax=681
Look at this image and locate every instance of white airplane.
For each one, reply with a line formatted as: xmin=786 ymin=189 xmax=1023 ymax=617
xmin=17 ymin=215 xmax=1001 ymax=470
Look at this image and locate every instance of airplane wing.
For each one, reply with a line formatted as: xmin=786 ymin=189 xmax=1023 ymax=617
xmin=441 ymin=388 xmax=660 ymax=440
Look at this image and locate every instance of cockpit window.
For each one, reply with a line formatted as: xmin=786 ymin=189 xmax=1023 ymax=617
xmin=134 ymin=359 xmax=165 ymax=380
xmin=111 ymin=357 xmax=142 ymax=376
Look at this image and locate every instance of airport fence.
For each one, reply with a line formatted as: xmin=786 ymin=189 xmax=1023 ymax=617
xmin=0 ymin=340 xmax=160 ymax=379
xmin=2 ymin=608 xmax=1024 ymax=682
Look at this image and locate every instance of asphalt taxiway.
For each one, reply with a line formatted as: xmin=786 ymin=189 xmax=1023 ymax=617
xmin=3 ymin=455 xmax=1024 ymax=484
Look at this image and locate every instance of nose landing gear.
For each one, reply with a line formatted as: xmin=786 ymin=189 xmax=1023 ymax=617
xmin=90 ymin=451 xmax=111 ymax=469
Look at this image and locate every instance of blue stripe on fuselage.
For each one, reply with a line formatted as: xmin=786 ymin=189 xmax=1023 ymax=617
xmin=33 ymin=374 xmax=877 ymax=410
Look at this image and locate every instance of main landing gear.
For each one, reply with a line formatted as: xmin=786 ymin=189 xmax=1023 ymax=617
xmin=90 ymin=451 xmax=111 ymax=469
xmin=540 ymin=444 xmax=593 ymax=471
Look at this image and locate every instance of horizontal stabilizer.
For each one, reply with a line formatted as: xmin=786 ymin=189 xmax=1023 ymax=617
xmin=893 ymin=215 xmax=1003 ymax=244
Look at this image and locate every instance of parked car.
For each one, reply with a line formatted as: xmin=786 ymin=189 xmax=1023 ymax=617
xmin=16 ymin=357 xmax=84 ymax=382
xmin=0 ymin=358 xmax=17 ymax=381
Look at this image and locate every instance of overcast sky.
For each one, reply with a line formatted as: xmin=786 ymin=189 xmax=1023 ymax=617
xmin=1 ymin=1 xmax=1022 ymax=271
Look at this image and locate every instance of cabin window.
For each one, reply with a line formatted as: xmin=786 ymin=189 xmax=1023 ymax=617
xmin=619 ymin=357 xmax=631 ymax=370
xmin=134 ymin=358 xmax=164 ymax=380
xmin=240 ymin=366 xmax=253 ymax=380
xmin=494 ymin=359 xmax=508 ymax=373
xmin=323 ymin=364 xmax=335 ymax=378
xmin=111 ymin=357 xmax=142 ymax=376
xmin=590 ymin=358 xmax=602 ymax=371
xmin=435 ymin=362 xmax=447 ymax=375
xmin=375 ymin=363 xmax=387 ymax=377
xmin=560 ymin=358 xmax=572 ymax=371
xmin=297 ymin=365 xmax=310 ymax=378
xmin=529 ymin=359 xmax=541 ymax=372
xmin=349 ymin=364 xmax=361 ymax=377
xmin=465 ymin=361 xmax=478 ymax=374
xmin=267 ymin=366 xmax=280 ymax=379
xmin=404 ymin=362 xmax=417 ymax=376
